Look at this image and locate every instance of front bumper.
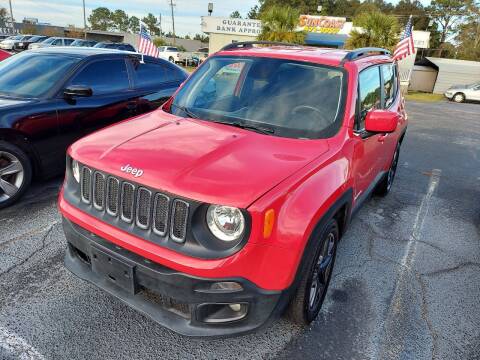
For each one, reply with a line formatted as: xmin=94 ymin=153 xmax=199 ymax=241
xmin=63 ymin=217 xmax=286 ymax=337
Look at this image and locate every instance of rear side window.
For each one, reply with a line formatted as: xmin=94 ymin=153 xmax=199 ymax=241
xmin=133 ymin=61 xmax=167 ymax=88
xmin=64 ymin=39 xmax=75 ymax=46
xmin=357 ymin=66 xmax=381 ymax=130
xmin=69 ymin=59 xmax=130 ymax=95
xmin=52 ymin=39 xmax=63 ymax=46
xmin=382 ymin=64 xmax=397 ymax=108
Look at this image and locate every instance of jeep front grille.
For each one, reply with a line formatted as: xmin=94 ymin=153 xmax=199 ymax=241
xmin=80 ymin=165 xmax=189 ymax=243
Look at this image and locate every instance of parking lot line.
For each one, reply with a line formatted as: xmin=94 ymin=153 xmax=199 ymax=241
xmin=0 ymin=326 xmax=45 ymax=360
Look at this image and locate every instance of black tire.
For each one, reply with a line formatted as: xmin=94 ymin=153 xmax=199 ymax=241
xmin=0 ymin=141 xmax=32 ymax=209
xmin=375 ymin=143 xmax=400 ymax=197
xmin=286 ymin=218 xmax=339 ymax=325
xmin=453 ymin=93 xmax=465 ymax=103
xmin=168 ymin=56 xmax=175 ymax=63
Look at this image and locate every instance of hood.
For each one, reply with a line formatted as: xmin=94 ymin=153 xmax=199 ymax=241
xmin=0 ymin=97 xmax=33 ymax=109
xmin=70 ymin=111 xmax=329 ymax=208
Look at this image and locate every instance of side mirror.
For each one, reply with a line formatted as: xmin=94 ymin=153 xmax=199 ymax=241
xmin=365 ymin=110 xmax=399 ymax=133
xmin=64 ymin=85 xmax=93 ymax=98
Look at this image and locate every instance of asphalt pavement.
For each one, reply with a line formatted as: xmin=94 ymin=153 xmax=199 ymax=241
xmin=0 ymin=100 xmax=479 ymax=360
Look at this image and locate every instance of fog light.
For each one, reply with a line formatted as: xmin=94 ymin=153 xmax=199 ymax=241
xmin=229 ymin=303 xmax=242 ymax=312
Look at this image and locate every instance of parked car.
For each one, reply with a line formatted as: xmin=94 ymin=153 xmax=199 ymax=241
xmin=158 ymin=46 xmax=181 ymax=63
xmin=0 ymin=35 xmax=11 ymax=41
xmin=94 ymin=42 xmax=136 ymax=52
xmin=59 ymin=44 xmax=407 ymax=337
xmin=29 ymin=37 xmax=79 ymax=49
xmin=0 ymin=35 xmax=24 ymax=50
xmin=13 ymin=35 xmax=49 ymax=52
xmin=0 ymin=47 xmax=188 ymax=208
xmin=0 ymin=49 xmax=10 ymax=61
xmin=444 ymin=82 xmax=480 ymax=103
xmin=70 ymin=39 xmax=98 ymax=47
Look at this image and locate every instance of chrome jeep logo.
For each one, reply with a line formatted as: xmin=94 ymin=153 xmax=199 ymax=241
xmin=120 ymin=164 xmax=144 ymax=178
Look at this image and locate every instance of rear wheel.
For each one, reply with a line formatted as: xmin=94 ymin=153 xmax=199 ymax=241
xmin=286 ymin=219 xmax=339 ymax=325
xmin=453 ymin=93 xmax=465 ymax=103
xmin=0 ymin=141 xmax=32 ymax=209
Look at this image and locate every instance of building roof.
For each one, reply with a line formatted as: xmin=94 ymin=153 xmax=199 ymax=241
xmin=424 ymin=57 xmax=480 ymax=93
xmin=426 ymin=57 xmax=480 ymax=72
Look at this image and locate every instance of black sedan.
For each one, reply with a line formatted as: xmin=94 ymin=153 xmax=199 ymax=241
xmin=94 ymin=42 xmax=136 ymax=52
xmin=13 ymin=35 xmax=49 ymax=52
xmin=0 ymin=47 xmax=188 ymax=208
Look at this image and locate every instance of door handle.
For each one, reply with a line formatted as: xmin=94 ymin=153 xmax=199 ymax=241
xmin=378 ymin=134 xmax=388 ymax=142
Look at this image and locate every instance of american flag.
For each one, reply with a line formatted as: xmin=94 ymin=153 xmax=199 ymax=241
xmin=393 ymin=16 xmax=415 ymax=61
xmin=138 ymin=25 xmax=160 ymax=58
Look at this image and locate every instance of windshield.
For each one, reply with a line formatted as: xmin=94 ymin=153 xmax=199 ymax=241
xmin=0 ymin=52 xmax=79 ymax=98
xmin=170 ymin=56 xmax=346 ymax=139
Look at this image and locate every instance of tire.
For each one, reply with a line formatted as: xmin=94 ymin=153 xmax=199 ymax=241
xmin=453 ymin=93 xmax=465 ymax=103
xmin=168 ymin=56 xmax=175 ymax=63
xmin=375 ymin=143 xmax=400 ymax=197
xmin=286 ymin=218 xmax=339 ymax=325
xmin=0 ymin=141 xmax=32 ymax=209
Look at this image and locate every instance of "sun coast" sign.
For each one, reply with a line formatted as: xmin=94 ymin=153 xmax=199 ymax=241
xmin=298 ymin=15 xmax=348 ymax=34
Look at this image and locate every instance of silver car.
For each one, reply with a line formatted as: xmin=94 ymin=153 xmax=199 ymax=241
xmin=444 ymin=82 xmax=480 ymax=103
xmin=29 ymin=37 xmax=79 ymax=50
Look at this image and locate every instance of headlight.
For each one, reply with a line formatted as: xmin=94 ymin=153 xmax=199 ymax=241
xmin=206 ymin=205 xmax=245 ymax=242
xmin=72 ymin=159 xmax=80 ymax=183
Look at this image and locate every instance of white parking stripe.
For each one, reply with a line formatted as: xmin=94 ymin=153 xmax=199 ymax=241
xmin=0 ymin=326 xmax=45 ymax=360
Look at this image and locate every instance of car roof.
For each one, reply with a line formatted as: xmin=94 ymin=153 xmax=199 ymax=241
xmin=28 ymin=46 xmax=141 ymax=57
xmin=215 ymin=45 xmax=393 ymax=69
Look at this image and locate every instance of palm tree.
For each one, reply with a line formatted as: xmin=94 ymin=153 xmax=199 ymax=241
xmin=346 ymin=11 xmax=400 ymax=50
xmin=258 ymin=5 xmax=305 ymax=44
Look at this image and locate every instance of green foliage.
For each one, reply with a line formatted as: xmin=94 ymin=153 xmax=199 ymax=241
xmin=128 ymin=16 xmax=140 ymax=33
xmin=142 ymin=13 xmax=160 ymax=36
xmin=258 ymin=5 xmax=306 ymax=44
xmin=346 ymin=11 xmax=399 ymax=50
xmin=455 ymin=1 xmax=480 ymax=60
xmin=111 ymin=9 xmax=129 ymax=32
xmin=193 ymin=33 xmax=209 ymax=43
xmin=0 ymin=7 xmax=8 ymax=27
xmin=230 ymin=11 xmax=242 ymax=19
xmin=427 ymin=0 xmax=469 ymax=44
xmin=153 ymin=37 xmax=166 ymax=47
xmin=247 ymin=5 xmax=260 ymax=19
xmin=88 ymin=7 xmax=113 ymax=31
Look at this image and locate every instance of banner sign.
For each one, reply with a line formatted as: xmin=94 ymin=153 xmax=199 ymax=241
xmin=201 ymin=17 xmax=262 ymax=36
xmin=298 ymin=15 xmax=349 ymax=34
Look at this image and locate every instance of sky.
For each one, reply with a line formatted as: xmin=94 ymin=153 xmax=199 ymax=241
xmin=4 ymin=0 xmax=431 ymax=36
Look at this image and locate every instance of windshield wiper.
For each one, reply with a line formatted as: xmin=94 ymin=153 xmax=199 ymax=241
xmin=170 ymin=103 xmax=199 ymax=119
xmin=210 ymin=120 xmax=275 ymax=135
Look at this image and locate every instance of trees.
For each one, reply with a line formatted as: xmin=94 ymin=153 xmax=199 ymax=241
xmin=247 ymin=5 xmax=260 ymax=19
xmin=88 ymin=7 xmax=113 ymax=31
xmin=230 ymin=11 xmax=242 ymax=18
xmin=111 ymin=9 xmax=129 ymax=32
xmin=455 ymin=1 xmax=480 ymax=60
xmin=346 ymin=11 xmax=399 ymax=50
xmin=142 ymin=13 xmax=160 ymax=36
xmin=0 ymin=7 xmax=8 ymax=27
xmin=427 ymin=0 xmax=468 ymax=45
xmin=258 ymin=5 xmax=305 ymax=44
xmin=128 ymin=16 xmax=140 ymax=33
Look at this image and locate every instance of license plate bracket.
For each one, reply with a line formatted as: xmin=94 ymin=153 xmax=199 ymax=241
xmin=91 ymin=245 xmax=137 ymax=294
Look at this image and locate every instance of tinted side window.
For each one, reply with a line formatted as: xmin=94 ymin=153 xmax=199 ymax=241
xmin=52 ymin=39 xmax=62 ymax=46
xmin=70 ymin=59 xmax=130 ymax=95
xmin=357 ymin=66 xmax=381 ymax=130
xmin=64 ymin=39 xmax=75 ymax=45
xmin=133 ymin=61 xmax=167 ymax=88
xmin=382 ymin=64 xmax=397 ymax=108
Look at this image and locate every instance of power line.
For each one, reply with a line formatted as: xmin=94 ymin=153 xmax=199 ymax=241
xmin=169 ymin=0 xmax=176 ymax=44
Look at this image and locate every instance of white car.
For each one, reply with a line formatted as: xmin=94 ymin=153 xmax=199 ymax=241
xmin=444 ymin=82 xmax=480 ymax=103
xmin=0 ymin=35 xmax=23 ymax=50
xmin=29 ymin=37 xmax=78 ymax=50
xmin=158 ymin=46 xmax=181 ymax=63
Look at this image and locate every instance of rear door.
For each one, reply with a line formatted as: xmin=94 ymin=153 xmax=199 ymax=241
xmin=56 ymin=56 xmax=138 ymax=147
xmin=351 ymin=65 xmax=385 ymax=203
xmin=128 ymin=57 xmax=187 ymax=113
xmin=467 ymin=84 xmax=480 ymax=101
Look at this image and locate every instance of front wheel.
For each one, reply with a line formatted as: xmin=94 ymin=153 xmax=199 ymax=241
xmin=286 ymin=219 xmax=339 ymax=325
xmin=0 ymin=141 xmax=32 ymax=209
xmin=453 ymin=93 xmax=465 ymax=103
xmin=375 ymin=143 xmax=400 ymax=197
xmin=168 ymin=56 xmax=175 ymax=63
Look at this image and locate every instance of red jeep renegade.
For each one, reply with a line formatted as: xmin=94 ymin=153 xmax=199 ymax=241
xmin=59 ymin=43 xmax=407 ymax=337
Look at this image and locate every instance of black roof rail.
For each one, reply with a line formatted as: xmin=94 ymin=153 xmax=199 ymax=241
xmin=220 ymin=41 xmax=301 ymax=51
xmin=341 ymin=47 xmax=391 ymax=65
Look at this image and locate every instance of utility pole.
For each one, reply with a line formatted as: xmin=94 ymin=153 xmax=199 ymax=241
xmin=8 ymin=0 xmax=14 ymax=32
xmin=159 ymin=13 xmax=162 ymax=38
xmin=169 ymin=0 xmax=176 ymax=44
xmin=82 ymin=0 xmax=87 ymax=39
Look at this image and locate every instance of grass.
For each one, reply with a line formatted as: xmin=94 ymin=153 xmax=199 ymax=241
xmin=182 ymin=66 xmax=198 ymax=74
xmin=406 ymin=91 xmax=445 ymax=102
